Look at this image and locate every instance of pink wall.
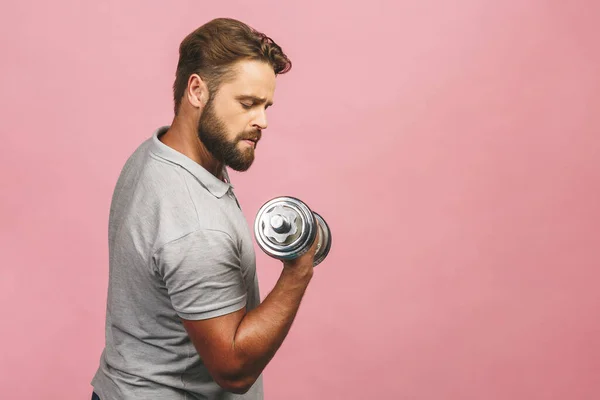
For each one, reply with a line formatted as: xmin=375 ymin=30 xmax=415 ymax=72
xmin=1 ymin=1 xmax=599 ymax=399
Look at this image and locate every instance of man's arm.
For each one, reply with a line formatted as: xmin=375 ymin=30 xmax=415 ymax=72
xmin=181 ymin=239 xmax=319 ymax=394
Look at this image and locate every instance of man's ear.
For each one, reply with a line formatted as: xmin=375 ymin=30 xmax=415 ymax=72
xmin=186 ymin=74 xmax=210 ymax=109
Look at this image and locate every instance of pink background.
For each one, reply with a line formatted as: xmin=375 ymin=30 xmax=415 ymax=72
xmin=1 ymin=1 xmax=599 ymax=399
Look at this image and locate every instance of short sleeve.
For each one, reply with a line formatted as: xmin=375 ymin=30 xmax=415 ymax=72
xmin=153 ymin=229 xmax=247 ymax=320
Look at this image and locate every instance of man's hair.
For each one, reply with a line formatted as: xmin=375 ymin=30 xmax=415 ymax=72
xmin=173 ymin=18 xmax=292 ymax=115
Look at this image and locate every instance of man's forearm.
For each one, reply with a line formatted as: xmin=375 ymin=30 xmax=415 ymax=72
xmin=231 ymin=265 xmax=313 ymax=387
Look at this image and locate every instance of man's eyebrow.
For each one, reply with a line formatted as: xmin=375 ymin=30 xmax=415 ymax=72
xmin=236 ymin=95 xmax=274 ymax=107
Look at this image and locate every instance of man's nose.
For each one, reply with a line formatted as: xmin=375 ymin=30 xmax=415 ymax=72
xmin=253 ymin=109 xmax=268 ymax=130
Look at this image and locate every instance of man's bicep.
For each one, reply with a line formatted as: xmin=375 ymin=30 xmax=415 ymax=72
xmin=181 ymin=307 xmax=246 ymax=382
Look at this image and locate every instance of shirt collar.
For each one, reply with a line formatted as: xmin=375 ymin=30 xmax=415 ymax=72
xmin=149 ymin=126 xmax=232 ymax=198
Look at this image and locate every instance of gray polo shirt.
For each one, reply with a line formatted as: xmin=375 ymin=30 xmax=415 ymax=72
xmin=91 ymin=126 xmax=263 ymax=400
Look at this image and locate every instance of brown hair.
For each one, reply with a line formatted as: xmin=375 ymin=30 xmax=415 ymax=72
xmin=173 ymin=18 xmax=292 ymax=115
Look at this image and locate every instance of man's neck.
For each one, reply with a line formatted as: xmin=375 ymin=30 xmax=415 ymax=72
xmin=160 ymin=117 xmax=224 ymax=179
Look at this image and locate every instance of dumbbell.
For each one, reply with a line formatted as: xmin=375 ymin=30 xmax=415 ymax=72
xmin=254 ymin=196 xmax=332 ymax=267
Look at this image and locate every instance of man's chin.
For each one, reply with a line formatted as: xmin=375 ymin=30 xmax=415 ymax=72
xmin=227 ymin=157 xmax=255 ymax=172
xmin=228 ymin=163 xmax=253 ymax=172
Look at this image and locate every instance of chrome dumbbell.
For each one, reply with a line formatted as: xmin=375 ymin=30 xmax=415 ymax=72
xmin=254 ymin=196 xmax=332 ymax=267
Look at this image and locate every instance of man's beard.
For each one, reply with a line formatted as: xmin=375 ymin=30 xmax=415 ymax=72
xmin=197 ymin=100 xmax=258 ymax=172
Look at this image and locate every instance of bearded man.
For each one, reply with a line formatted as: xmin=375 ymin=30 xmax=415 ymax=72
xmin=91 ymin=17 xmax=319 ymax=400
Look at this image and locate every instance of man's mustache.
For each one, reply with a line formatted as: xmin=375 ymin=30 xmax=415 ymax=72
xmin=239 ymin=130 xmax=261 ymax=143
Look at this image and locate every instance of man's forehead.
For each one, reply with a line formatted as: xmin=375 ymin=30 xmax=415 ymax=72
xmin=225 ymin=60 xmax=276 ymax=96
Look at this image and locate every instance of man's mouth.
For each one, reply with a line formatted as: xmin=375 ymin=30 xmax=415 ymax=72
xmin=242 ymin=138 xmax=257 ymax=147
xmin=241 ymin=133 xmax=261 ymax=147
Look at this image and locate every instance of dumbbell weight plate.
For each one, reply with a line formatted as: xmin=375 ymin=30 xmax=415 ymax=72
xmin=313 ymin=212 xmax=332 ymax=267
xmin=254 ymin=196 xmax=317 ymax=261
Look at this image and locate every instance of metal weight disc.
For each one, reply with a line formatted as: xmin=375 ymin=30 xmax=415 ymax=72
xmin=254 ymin=196 xmax=318 ymax=261
xmin=313 ymin=212 xmax=332 ymax=267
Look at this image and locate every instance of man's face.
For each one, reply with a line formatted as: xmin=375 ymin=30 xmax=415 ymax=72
xmin=198 ymin=60 xmax=276 ymax=171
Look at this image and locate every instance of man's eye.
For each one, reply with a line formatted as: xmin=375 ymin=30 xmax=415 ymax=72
xmin=241 ymin=102 xmax=252 ymax=109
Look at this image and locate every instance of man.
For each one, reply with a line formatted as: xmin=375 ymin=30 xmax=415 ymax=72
xmin=91 ymin=18 xmax=319 ymax=400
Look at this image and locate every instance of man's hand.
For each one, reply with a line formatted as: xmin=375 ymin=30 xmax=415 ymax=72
xmin=282 ymin=227 xmax=321 ymax=277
